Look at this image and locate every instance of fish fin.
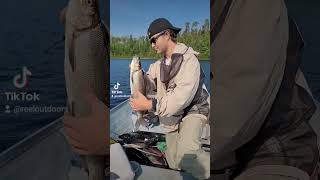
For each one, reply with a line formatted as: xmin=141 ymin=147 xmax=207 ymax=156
xmin=110 ymin=172 xmax=120 ymax=179
xmin=130 ymin=74 xmax=134 ymax=95
xmin=99 ymin=21 xmax=109 ymax=50
xmin=131 ymin=74 xmax=134 ymax=85
xmin=135 ymin=117 xmax=149 ymax=130
xmin=68 ymin=32 xmax=75 ymax=72
xmin=67 ymin=101 xmax=75 ymax=117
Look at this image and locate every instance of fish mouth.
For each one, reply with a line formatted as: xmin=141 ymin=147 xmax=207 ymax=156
xmin=79 ymin=0 xmax=98 ymax=15
xmin=131 ymin=58 xmax=142 ymax=71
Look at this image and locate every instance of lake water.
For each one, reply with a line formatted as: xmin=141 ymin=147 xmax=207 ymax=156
xmin=0 ymin=0 xmax=108 ymax=153
xmin=110 ymin=59 xmax=211 ymax=109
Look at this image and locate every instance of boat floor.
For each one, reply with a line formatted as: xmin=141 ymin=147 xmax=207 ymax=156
xmin=68 ymin=164 xmax=197 ymax=180
xmin=108 ymin=99 xmax=210 ymax=179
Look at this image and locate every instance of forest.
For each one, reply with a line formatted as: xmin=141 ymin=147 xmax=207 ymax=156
xmin=111 ymin=19 xmax=210 ymax=60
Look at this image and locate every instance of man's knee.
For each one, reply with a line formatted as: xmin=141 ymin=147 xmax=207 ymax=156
xmin=179 ymin=114 xmax=206 ymax=139
xmin=177 ymin=114 xmax=206 ymax=151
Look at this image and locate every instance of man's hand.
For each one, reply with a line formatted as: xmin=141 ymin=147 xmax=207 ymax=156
xmin=129 ymin=90 xmax=152 ymax=111
xmin=63 ymin=84 xmax=109 ymax=155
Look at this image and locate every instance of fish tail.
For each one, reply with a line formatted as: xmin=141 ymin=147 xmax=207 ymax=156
xmin=135 ymin=116 xmax=149 ymax=130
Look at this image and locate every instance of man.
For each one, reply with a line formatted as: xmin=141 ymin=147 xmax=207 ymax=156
xmin=129 ymin=18 xmax=210 ymax=179
xmin=212 ymin=0 xmax=319 ymax=179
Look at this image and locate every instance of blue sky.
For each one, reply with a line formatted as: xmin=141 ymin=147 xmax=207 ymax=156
xmin=110 ymin=0 xmax=210 ymax=37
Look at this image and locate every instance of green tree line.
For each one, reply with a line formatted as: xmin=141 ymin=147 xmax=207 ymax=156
xmin=111 ymin=19 xmax=210 ymax=60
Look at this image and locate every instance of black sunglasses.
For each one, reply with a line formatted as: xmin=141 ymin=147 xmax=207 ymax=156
xmin=150 ymin=31 xmax=167 ymax=44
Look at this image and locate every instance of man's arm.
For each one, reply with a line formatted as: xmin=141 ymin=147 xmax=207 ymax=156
xmin=157 ymin=55 xmax=200 ymax=118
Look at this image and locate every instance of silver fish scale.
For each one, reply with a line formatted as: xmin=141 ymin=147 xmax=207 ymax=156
xmin=130 ymin=57 xmax=148 ymax=129
xmin=65 ymin=23 xmax=108 ymax=117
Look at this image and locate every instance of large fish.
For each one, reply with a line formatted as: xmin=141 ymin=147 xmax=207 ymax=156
xmin=130 ymin=56 xmax=149 ymax=130
xmin=64 ymin=0 xmax=108 ymax=179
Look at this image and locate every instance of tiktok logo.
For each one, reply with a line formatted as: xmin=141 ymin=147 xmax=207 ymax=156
xmin=114 ymin=82 xmax=120 ymax=90
xmin=13 ymin=66 xmax=32 ymax=89
xmin=111 ymin=81 xmax=125 ymax=98
xmin=4 ymin=66 xmax=40 ymax=102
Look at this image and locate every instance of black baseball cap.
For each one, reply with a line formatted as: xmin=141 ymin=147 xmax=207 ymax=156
xmin=147 ymin=18 xmax=181 ymax=39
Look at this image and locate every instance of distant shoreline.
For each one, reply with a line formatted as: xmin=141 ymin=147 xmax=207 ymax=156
xmin=111 ymin=57 xmax=210 ymax=61
xmin=111 ymin=57 xmax=155 ymax=60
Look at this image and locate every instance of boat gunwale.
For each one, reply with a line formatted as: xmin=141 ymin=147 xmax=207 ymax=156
xmin=0 ymin=117 xmax=63 ymax=168
xmin=0 ymin=98 xmax=130 ymax=168
xmin=110 ymin=98 xmax=130 ymax=113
